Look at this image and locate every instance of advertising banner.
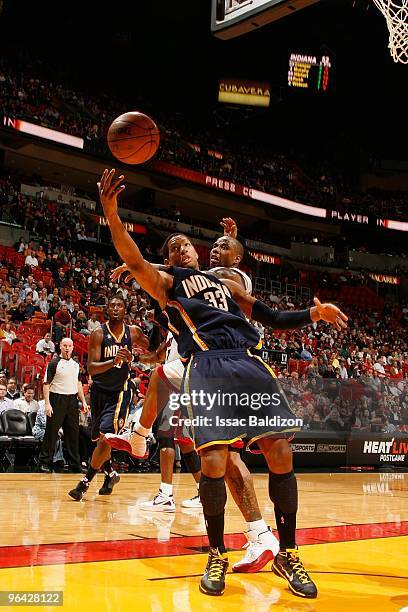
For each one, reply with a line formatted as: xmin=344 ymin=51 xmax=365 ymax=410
xmin=347 ymin=434 xmax=408 ymax=465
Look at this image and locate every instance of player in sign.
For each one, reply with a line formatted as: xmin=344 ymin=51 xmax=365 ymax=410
xmin=99 ymin=169 xmax=347 ymax=598
xmin=68 ymin=295 xmax=148 ymax=501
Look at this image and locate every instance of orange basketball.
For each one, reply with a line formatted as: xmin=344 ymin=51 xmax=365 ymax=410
xmin=107 ymin=111 xmax=160 ymax=164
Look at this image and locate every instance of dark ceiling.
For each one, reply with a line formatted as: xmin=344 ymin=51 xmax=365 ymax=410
xmin=1 ymin=0 xmax=406 ymax=161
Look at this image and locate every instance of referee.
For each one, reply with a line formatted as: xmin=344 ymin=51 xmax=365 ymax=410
xmin=39 ymin=337 xmax=89 ymax=473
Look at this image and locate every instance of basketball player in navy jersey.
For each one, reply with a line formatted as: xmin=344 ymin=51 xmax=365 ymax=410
xmin=98 ymin=169 xmax=347 ymax=598
xmin=108 ymin=231 xmax=281 ymax=570
xmin=68 ymin=295 xmax=148 ymax=501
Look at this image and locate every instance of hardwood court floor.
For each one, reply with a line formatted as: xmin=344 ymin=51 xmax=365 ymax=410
xmin=0 ymin=472 xmax=407 ymax=611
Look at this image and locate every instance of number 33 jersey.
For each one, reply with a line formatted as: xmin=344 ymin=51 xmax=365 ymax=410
xmin=164 ymin=266 xmax=260 ymax=358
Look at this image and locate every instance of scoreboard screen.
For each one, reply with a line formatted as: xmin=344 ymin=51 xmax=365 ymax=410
xmin=288 ymin=53 xmax=332 ymax=92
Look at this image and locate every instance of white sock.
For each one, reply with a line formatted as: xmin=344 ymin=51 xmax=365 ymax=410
xmin=160 ymin=482 xmax=173 ymax=497
xmin=135 ymin=423 xmax=151 ymax=437
xmin=247 ymin=519 xmax=268 ymax=533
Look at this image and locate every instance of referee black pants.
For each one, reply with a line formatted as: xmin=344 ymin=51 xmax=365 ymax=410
xmin=39 ymin=392 xmax=81 ymax=469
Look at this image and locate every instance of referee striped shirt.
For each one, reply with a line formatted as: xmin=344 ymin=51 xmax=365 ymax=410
xmin=44 ymin=357 xmax=80 ymax=395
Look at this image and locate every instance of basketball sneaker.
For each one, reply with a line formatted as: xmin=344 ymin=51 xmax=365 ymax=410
xmin=272 ymin=547 xmax=317 ymax=598
xmin=181 ymin=494 xmax=202 ymax=509
xmin=139 ymin=490 xmax=176 ymax=513
xmin=232 ymin=526 xmax=279 ymax=573
xmin=199 ymin=548 xmax=229 ymax=596
xmin=98 ymin=471 xmax=120 ymax=495
xmin=105 ymin=429 xmax=148 ymax=459
xmin=68 ymin=479 xmax=90 ymax=501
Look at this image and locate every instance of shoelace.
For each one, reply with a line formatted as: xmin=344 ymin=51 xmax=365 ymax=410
xmin=208 ymin=556 xmax=226 ymax=581
xmin=154 ymin=493 xmax=171 ymax=504
xmin=288 ymin=552 xmax=311 ymax=584
xmin=241 ymin=540 xmax=263 ymax=561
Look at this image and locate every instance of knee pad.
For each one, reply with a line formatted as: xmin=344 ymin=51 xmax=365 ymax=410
xmin=268 ymin=470 xmax=298 ymax=514
xmin=182 ymin=450 xmax=201 ymax=474
xmin=199 ymin=474 xmax=227 ymax=516
xmin=159 ymin=437 xmax=175 ymax=451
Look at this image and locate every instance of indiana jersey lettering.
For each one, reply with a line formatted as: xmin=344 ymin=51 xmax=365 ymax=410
xmin=91 ymin=322 xmax=132 ymax=392
xmin=165 ymin=266 xmax=260 ymax=358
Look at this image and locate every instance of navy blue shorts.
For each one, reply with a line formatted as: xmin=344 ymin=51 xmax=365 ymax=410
xmin=90 ymin=381 xmax=132 ymax=441
xmin=180 ymin=349 xmax=300 ymax=451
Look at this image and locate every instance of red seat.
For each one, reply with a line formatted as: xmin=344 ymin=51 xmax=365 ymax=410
xmin=0 ymin=340 xmax=12 ymax=370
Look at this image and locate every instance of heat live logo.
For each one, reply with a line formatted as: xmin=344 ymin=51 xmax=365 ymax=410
xmin=363 ymin=439 xmax=408 ymax=462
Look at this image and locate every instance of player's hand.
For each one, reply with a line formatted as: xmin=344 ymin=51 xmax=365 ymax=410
xmin=45 ymin=402 xmax=53 ymax=417
xmin=115 ymin=347 xmax=133 ymax=364
xmin=312 ymin=297 xmax=348 ymax=331
xmin=97 ymin=168 xmax=125 ymax=219
xmin=110 ymin=263 xmax=134 ymax=284
xmin=220 ymin=217 xmax=238 ymax=238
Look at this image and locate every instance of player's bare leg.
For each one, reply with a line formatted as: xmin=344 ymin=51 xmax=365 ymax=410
xmin=139 ymin=437 xmax=177 ymax=512
xmin=225 ymin=450 xmax=279 ymax=572
xmin=140 ymin=437 xmax=202 ymax=512
xmin=69 ymin=435 xmax=120 ymax=501
xmin=179 ymin=439 xmax=202 ymax=508
xmin=105 ymin=367 xmax=168 ymax=457
xmin=257 ymin=437 xmax=317 ymax=599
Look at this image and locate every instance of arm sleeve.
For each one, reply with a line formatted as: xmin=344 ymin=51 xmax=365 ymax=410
xmin=148 ymin=324 xmax=162 ymax=351
xmin=252 ymin=300 xmax=312 ymax=330
xmin=44 ymin=358 xmax=59 ymax=384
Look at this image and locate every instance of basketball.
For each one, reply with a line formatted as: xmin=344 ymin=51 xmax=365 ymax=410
xmin=107 ymin=111 xmax=160 ymax=164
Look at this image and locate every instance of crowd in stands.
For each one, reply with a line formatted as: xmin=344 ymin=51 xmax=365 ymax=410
xmin=3 ymin=165 xmax=407 ymax=277
xmin=1 ymin=61 xmax=407 ymax=222
xmin=250 ymin=288 xmax=408 ymax=433
xmin=0 ymin=221 xmax=407 ymax=475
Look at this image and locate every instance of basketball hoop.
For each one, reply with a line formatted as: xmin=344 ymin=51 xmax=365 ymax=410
xmin=372 ymin=0 xmax=408 ymax=63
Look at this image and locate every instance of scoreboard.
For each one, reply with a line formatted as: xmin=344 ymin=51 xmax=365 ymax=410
xmin=288 ymin=53 xmax=332 ymax=92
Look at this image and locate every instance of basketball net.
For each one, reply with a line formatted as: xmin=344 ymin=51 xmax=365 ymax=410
xmin=372 ymin=0 xmax=408 ymax=63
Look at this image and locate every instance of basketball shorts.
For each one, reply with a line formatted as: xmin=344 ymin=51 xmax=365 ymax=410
xmin=90 ymin=381 xmax=132 ymax=441
xmin=180 ymin=348 xmax=301 ymax=452
xmin=157 ymin=359 xmax=184 ymax=392
xmin=155 ymin=358 xmax=244 ymax=449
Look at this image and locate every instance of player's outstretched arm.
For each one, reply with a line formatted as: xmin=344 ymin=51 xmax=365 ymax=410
xmin=98 ymin=169 xmax=172 ymax=307
xmin=221 ymin=217 xmax=237 ymax=238
xmin=110 ymin=262 xmax=171 ymax=285
xmin=222 ymin=279 xmax=348 ymax=331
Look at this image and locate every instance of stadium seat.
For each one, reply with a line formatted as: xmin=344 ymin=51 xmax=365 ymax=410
xmin=0 ymin=418 xmax=12 ymax=471
xmin=32 ymin=312 xmax=47 ymax=320
xmin=0 ymin=340 xmax=12 ymax=370
xmin=1 ymin=409 xmax=31 ymax=437
xmin=27 ymin=412 xmax=38 ymax=434
xmin=1 ymin=410 xmax=39 ymax=468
